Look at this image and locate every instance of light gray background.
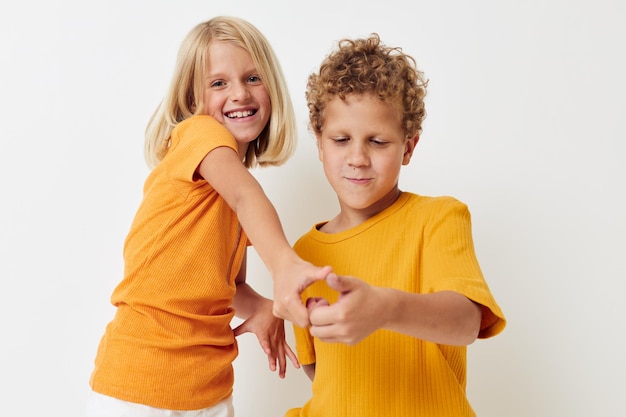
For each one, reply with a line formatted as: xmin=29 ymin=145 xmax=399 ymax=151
xmin=1 ymin=0 xmax=624 ymax=415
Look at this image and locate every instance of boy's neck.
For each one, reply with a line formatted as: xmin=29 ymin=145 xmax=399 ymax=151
xmin=321 ymin=189 xmax=403 ymax=233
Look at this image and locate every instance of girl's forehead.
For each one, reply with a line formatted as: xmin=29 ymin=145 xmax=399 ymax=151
xmin=207 ymin=39 xmax=245 ymax=54
xmin=205 ymin=41 xmax=254 ymax=72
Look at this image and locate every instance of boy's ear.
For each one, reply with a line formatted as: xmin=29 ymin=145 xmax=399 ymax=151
xmin=402 ymin=135 xmax=420 ymax=165
xmin=316 ymin=135 xmax=324 ymax=161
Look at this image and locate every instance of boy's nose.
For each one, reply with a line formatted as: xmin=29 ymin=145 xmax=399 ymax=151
xmin=347 ymin=144 xmax=369 ymax=167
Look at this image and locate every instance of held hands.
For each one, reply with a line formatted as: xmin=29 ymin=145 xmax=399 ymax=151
xmin=270 ymin=257 xmax=386 ymax=345
xmin=233 ymin=300 xmax=299 ymax=378
xmin=306 ymin=273 xmax=387 ymax=345
xmin=272 ymin=259 xmax=334 ymax=328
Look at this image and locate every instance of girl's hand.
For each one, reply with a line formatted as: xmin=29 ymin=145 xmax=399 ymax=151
xmin=272 ymin=260 xmax=333 ymax=328
xmin=233 ymin=300 xmax=299 ymax=378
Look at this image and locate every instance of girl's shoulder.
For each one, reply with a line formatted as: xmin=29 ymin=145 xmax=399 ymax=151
xmin=170 ymin=115 xmax=235 ymax=148
xmin=174 ymin=115 xmax=229 ymax=135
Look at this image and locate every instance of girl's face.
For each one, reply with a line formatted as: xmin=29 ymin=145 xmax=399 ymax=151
xmin=317 ymin=93 xmax=418 ymax=221
xmin=203 ymin=41 xmax=271 ymax=157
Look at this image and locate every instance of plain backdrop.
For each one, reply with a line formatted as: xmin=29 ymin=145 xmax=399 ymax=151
xmin=1 ymin=0 xmax=624 ymax=415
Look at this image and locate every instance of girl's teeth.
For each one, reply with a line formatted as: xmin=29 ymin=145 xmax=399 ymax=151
xmin=228 ymin=110 xmax=253 ymax=118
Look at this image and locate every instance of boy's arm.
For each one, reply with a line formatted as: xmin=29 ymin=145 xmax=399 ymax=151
xmin=379 ymin=287 xmax=482 ymax=345
xmin=302 ymin=363 xmax=315 ymax=381
xmin=198 ymin=146 xmax=332 ymax=327
xmin=307 ymin=274 xmax=481 ymax=346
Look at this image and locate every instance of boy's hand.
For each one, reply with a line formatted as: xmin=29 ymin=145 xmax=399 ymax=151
xmin=272 ymin=262 xmax=333 ymax=328
xmin=233 ymin=300 xmax=299 ymax=378
xmin=306 ymin=273 xmax=386 ymax=345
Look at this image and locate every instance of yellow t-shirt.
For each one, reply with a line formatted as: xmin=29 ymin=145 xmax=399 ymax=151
xmin=90 ymin=115 xmax=248 ymax=410
xmin=287 ymin=193 xmax=506 ymax=417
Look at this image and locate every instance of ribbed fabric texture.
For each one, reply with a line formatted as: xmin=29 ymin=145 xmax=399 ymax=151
xmin=90 ymin=116 xmax=248 ymax=410
xmin=287 ymin=193 xmax=506 ymax=417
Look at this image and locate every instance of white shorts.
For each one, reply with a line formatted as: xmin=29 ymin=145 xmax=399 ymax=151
xmin=85 ymin=390 xmax=234 ymax=417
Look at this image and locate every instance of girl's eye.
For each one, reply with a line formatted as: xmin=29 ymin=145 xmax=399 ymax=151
xmin=211 ymin=80 xmax=226 ymax=88
xmin=247 ymin=75 xmax=262 ymax=83
xmin=333 ymin=137 xmax=349 ymax=143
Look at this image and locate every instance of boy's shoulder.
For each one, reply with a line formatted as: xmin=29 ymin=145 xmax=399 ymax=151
xmin=402 ymin=193 xmax=472 ymax=223
xmin=295 ymin=192 xmax=470 ymax=244
xmin=402 ymin=192 xmax=467 ymax=211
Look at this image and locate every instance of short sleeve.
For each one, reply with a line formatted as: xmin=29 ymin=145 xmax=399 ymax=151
xmin=165 ymin=115 xmax=238 ymax=183
xmin=292 ymin=323 xmax=316 ymax=365
xmin=422 ymin=199 xmax=506 ymax=338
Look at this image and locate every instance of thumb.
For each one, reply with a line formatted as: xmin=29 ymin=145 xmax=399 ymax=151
xmin=326 ymin=273 xmax=357 ymax=294
xmin=298 ymin=265 xmax=334 ymax=294
xmin=232 ymin=320 xmax=249 ymax=338
xmin=314 ymin=265 xmax=334 ymax=280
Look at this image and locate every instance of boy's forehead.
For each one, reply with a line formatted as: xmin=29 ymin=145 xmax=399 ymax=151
xmin=325 ymin=94 xmax=401 ymax=119
xmin=322 ymin=94 xmax=404 ymax=134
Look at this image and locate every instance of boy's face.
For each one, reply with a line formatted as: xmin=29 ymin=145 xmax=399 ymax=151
xmin=317 ymin=94 xmax=418 ymax=217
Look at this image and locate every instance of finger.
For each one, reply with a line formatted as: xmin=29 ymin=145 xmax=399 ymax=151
xmin=277 ymin=343 xmax=287 ymax=378
xmin=308 ymin=323 xmax=339 ymax=342
xmin=314 ymin=265 xmax=334 ymax=281
xmin=255 ymin=332 xmax=273 ymax=356
xmin=309 ymin=321 xmax=359 ymax=345
xmin=263 ymin=336 xmax=277 ymax=372
xmin=299 ymin=265 xmax=334 ymax=292
xmin=232 ymin=321 xmax=249 ymax=338
xmin=308 ymin=303 xmax=338 ymax=327
xmin=285 ymin=342 xmax=300 ymax=369
xmin=273 ymin=298 xmax=311 ymax=328
xmin=326 ymin=273 xmax=357 ymax=293
xmin=268 ymin=351 xmax=277 ymax=372
xmin=306 ymin=297 xmax=330 ymax=313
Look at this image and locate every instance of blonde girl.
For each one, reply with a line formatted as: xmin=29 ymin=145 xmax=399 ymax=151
xmin=87 ymin=16 xmax=331 ymax=417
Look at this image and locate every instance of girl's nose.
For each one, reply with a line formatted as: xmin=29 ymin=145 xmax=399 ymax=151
xmin=231 ymin=82 xmax=251 ymax=102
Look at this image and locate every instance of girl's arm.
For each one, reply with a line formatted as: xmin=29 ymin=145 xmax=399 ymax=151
xmin=232 ymin=252 xmax=299 ymax=378
xmin=198 ymin=146 xmax=332 ymax=328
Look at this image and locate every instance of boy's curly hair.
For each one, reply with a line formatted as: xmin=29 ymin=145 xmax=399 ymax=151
xmin=306 ymin=33 xmax=428 ymax=139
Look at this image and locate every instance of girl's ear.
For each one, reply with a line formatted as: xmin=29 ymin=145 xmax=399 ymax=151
xmin=402 ymin=135 xmax=420 ymax=165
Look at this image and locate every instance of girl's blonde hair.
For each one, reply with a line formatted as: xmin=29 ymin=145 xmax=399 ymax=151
xmin=144 ymin=16 xmax=296 ymax=169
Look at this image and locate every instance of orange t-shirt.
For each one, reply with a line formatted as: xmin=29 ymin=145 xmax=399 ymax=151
xmin=90 ymin=115 xmax=248 ymax=410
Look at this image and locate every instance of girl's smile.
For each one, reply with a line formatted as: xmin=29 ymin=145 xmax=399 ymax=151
xmin=203 ymin=41 xmax=271 ymax=156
